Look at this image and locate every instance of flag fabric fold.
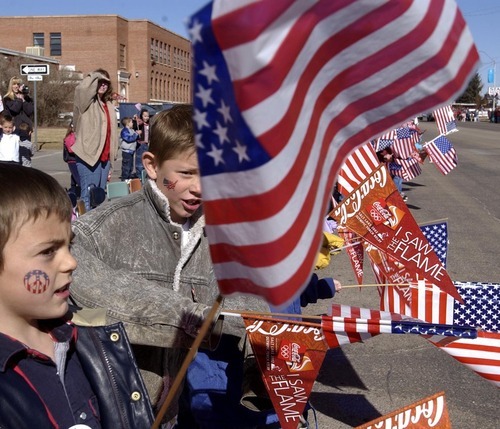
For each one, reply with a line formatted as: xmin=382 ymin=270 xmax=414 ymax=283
xmin=424 ymin=135 xmax=458 ymax=175
xmin=189 ymin=0 xmax=479 ymax=306
xmin=433 ymin=105 xmax=458 ymax=135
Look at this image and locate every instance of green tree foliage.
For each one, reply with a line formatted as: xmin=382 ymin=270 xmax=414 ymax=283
xmin=0 ymin=56 xmax=77 ymax=126
xmin=455 ymin=72 xmax=483 ymax=106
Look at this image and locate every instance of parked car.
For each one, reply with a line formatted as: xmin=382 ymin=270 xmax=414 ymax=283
xmin=58 ymin=111 xmax=73 ymax=121
xmin=117 ymin=102 xmax=173 ymax=127
xmin=417 ymin=112 xmax=434 ymax=122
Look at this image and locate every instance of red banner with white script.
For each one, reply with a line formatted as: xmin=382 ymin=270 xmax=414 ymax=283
xmin=242 ymin=317 xmax=328 ymax=429
xmin=330 ymin=164 xmax=460 ymax=302
xmin=355 ymin=391 xmax=451 ymax=429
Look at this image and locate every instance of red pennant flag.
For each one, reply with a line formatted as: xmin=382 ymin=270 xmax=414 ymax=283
xmin=330 ymin=164 xmax=461 ymax=302
xmin=355 ymin=391 xmax=451 ymax=429
xmin=242 ymin=317 xmax=328 ymax=429
xmin=338 ymin=228 xmax=364 ymax=285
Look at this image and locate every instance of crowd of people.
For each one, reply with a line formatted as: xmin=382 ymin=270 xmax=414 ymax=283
xmin=0 ymin=70 xmax=343 ymax=429
xmin=0 ymin=76 xmax=36 ymax=166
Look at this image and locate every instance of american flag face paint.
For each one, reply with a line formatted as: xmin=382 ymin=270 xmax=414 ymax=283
xmin=24 ymin=270 xmax=50 ymax=294
xmin=163 ymin=177 xmax=178 ymax=190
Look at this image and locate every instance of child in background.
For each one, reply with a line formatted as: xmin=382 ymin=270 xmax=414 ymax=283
xmin=0 ymin=115 xmax=20 ymax=164
xmin=63 ymin=122 xmax=81 ymax=195
xmin=17 ymin=121 xmax=36 ymax=167
xmin=119 ymin=116 xmax=141 ymax=180
xmin=0 ymin=164 xmax=153 ymax=428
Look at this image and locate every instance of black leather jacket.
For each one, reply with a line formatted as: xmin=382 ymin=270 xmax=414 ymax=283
xmin=0 ymin=322 xmax=154 ymax=429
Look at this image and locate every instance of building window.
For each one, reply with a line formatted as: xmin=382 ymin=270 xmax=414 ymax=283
xmin=33 ymin=33 xmax=44 ymax=47
xmin=120 ymin=44 xmax=126 ymax=68
xmin=50 ymin=32 xmax=62 ymax=56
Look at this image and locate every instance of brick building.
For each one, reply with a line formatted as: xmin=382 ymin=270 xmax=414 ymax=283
xmin=0 ymin=15 xmax=192 ymax=104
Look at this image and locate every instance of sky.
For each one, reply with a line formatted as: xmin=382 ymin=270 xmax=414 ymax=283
xmin=2 ymin=0 xmax=499 ymax=93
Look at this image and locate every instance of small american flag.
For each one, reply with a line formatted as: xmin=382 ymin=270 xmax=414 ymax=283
xmin=411 ymin=281 xmax=500 ymax=331
xmin=321 ymin=313 xmax=477 ymax=349
xmin=402 ymin=279 xmax=500 ymax=387
xmin=394 ymin=126 xmax=420 ymax=158
xmin=390 ymin=156 xmax=422 ymax=181
xmin=374 ymin=129 xmax=397 ymax=152
xmin=424 ymin=135 xmax=458 ymax=175
xmin=337 ymin=143 xmax=380 ymax=196
xmin=426 ymin=330 xmax=500 ymax=387
xmin=189 ymin=0 xmax=478 ymax=306
xmin=433 ymin=105 xmax=458 ymax=135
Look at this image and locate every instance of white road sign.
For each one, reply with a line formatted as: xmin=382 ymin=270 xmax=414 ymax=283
xmin=20 ymin=64 xmax=50 ymax=75
xmin=28 ymin=75 xmax=43 ymax=81
xmin=488 ymin=86 xmax=500 ymax=96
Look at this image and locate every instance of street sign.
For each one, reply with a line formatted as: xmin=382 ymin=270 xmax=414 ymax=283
xmin=20 ymin=64 xmax=49 ymax=75
xmin=27 ymin=75 xmax=43 ymax=81
xmin=488 ymin=86 xmax=500 ymax=96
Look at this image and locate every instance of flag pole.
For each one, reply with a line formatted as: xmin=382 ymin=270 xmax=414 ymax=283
xmin=151 ymin=294 xmax=224 ymax=429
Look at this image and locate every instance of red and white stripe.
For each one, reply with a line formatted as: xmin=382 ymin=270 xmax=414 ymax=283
xmin=433 ymin=105 xmax=458 ymax=135
xmin=426 ymin=331 xmax=500 ymax=387
xmin=337 ymin=143 xmax=380 ymax=196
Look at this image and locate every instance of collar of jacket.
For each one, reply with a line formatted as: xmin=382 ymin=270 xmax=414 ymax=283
xmin=0 ymin=320 xmax=76 ymax=372
xmin=144 ymin=178 xmax=207 ymax=292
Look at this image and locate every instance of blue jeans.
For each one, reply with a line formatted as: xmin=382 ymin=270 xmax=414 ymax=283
xmin=392 ymin=175 xmax=403 ymax=193
xmin=121 ymin=151 xmax=135 ymax=180
xmin=76 ymin=158 xmax=110 ymax=210
xmin=135 ymin=143 xmax=148 ymax=178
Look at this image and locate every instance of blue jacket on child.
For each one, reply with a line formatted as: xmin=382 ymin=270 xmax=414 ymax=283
xmin=177 ymin=273 xmax=336 ymax=429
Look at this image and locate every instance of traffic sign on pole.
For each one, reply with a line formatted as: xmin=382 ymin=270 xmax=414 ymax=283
xmin=27 ymin=75 xmax=43 ymax=81
xmin=20 ymin=64 xmax=50 ymax=75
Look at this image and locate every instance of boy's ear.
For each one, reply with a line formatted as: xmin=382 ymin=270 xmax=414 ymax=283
xmin=142 ymin=151 xmax=158 ymax=180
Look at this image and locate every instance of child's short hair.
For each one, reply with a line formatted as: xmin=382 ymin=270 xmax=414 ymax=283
xmin=121 ymin=117 xmax=133 ymax=127
xmin=148 ymin=104 xmax=194 ymax=165
xmin=0 ymin=165 xmax=72 ymax=271
xmin=0 ymin=115 xmax=13 ymax=127
xmin=17 ymin=122 xmax=32 ymax=141
xmin=17 ymin=122 xmax=32 ymax=133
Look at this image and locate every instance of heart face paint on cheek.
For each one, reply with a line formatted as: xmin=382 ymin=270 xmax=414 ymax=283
xmin=24 ymin=270 xmax=50 ymax=294
xmin=163 ymin=177 xmax=178 ymax=190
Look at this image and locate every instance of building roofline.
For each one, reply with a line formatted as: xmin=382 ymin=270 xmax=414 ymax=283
xmin=1 ymin=14 xmax=190 ymax=41
xmin=0 ymin=46 xmax=60 ymax=64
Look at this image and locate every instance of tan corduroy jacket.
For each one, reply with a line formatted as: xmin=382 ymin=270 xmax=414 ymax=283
xmin=72 ymin=71 xmax=118 ymax=166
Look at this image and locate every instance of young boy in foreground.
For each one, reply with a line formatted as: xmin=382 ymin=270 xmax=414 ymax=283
xmin=0 ymin=165 xmax=153 ymax=428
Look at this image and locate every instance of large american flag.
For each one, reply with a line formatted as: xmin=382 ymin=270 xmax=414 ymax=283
xmin=189 ymin=0 xmax=479 ymax=306
xmin=424 ymin=135 xmax=458 ymax=175
xmin=433 ymin=105 xmax=458 ymax=135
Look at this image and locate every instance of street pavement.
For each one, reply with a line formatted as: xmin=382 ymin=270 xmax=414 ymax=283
xmin=32 ymin=120 xmax=500 ymax=428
